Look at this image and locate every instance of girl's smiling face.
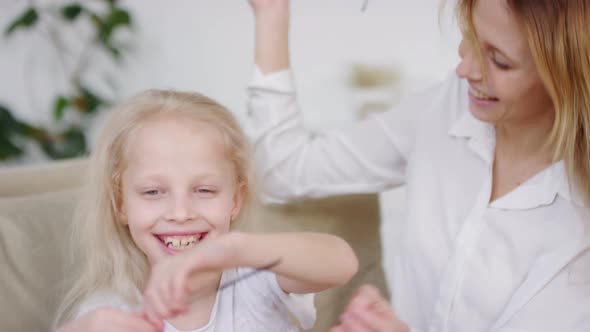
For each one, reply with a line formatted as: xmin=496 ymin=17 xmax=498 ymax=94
xmin=455 ymin=0 xmax=554 ymax=126
xmin=120 ymin=117 xmax=244 ymax=265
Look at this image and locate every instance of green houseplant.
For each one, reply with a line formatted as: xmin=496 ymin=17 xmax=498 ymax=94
xmin=0 ymin=0 xmax=133 ymax=161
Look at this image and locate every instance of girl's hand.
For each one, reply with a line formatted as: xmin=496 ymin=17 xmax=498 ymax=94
xmin=56 ymin=307 xmax=163 ymax=332
xmin=330 ymin=285 xmax=410 ymax=332
xmin=142 ymin=232 xmax=237 ymax=323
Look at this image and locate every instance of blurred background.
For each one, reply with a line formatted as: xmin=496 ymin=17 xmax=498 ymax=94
xmin=0 ymin=0 xmax=461 ymax=278
xmin=0 ymin=0 xmax=461 ymax=164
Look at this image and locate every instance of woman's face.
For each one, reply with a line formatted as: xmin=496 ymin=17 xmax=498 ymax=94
xmin=455 ymin=0 xmax=554 ymax=126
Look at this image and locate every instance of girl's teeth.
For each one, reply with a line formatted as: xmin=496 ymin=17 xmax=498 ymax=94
xmin=163 ymin=235 xmax=199 ymax=249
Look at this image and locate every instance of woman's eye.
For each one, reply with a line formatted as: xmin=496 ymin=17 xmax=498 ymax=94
xmin=491 ymin=56 xmax=510 ymax=70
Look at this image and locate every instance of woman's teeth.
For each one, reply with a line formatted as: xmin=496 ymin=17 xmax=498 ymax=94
xmin=469 ymin=86 xmax=497 ymax=100
xmin=162 ymin=236 xmax=199 ymax=250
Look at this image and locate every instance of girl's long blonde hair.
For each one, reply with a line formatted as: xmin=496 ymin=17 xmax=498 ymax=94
xmin=457 ymin=0 xmax=590 ymax=205
xmin=54 ymin=90 xmax=257 ymax=326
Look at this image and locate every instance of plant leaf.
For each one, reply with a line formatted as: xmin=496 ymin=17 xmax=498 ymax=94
xmin=90 ymin=13 xmax=103 ymax=28
xmin=0 ymin=104 xmax=18 ymax=131
xmin=0 ymin=105 xmax=24 ymax=160
xmin=0 ymin=134 xmax=23 ymax=160
xmin=105 ymin=42 xmax=121 ymax=58
xmin=62 ymin=4 xmax=83 ymax=21
xmin=93 ymin=5 xmax=130 ymax=58
xmin=0 ymin=104 xmax=45 ymax=139
xmin=106 ymin=8 xmax=131 ymax=29
xmin=5 ymin=7 xmax=38 ymax=36
xmin=53 ymin=96 xmax=70 ymax=120
xmin=77 ymin=86 xmax=103 ymax=113
xmin=40 ymin=127 xmax=87 ymax=159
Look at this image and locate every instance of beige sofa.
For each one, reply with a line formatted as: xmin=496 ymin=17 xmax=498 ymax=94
xmin=0 ymin=159 xmax=388 ymax=332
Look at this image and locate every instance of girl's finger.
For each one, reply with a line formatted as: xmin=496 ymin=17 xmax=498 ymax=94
xmin=144 ymin=289 xmax=170 ymax=320
xmin=162 ymin=277 xmax=181 ymax=315
xmin=127 ymin=312 xmax=163 ymax=332
xmin=339 ymin=311 xmax=377 ymax=332
xmin=141 ymin=303 xmax=161 ymax=327
xmin=173 ymin=268 xmax=189 ymax=310
xmin=136 ymin=311 xmax=164 ymax=331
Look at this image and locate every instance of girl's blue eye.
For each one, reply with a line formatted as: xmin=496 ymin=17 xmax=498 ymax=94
xmin=144 ymin=189 xmax=159 ymax=196
xmin=196 ymin=188 xmax=215 ymax=195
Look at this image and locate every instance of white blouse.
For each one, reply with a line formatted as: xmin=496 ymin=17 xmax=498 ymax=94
xmin=244 ymin=68 xmax=590 ymax=332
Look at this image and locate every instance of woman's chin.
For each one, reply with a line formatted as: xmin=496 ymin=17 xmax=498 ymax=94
xmin=468 ymin=103 xmax=502 ymax=124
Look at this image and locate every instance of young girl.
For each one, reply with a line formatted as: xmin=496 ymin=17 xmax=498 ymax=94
xmin=54 ymin=90 xmax=359 ymax=332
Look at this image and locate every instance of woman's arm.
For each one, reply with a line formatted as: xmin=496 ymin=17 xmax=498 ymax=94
xmin=246 ymin=0 xmax=445 ymax=201
xmin=249 ymin=0 xmax=290 ymax=73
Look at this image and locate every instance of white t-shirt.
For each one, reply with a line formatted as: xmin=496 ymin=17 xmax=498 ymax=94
xmin=76 ymin=268 xmax=316 ymax=332
xmin=245 ymin=67 xmax=590 ymax=332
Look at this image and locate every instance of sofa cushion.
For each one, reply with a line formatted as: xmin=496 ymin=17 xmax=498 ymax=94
xmin=0 ymin=189 xmax=79 ymax=332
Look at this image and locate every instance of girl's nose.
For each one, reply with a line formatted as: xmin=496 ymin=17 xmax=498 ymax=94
xmin=455 ymin=38 xmax=483 ymax=81
xmin=167 ymin=196 xmax=195 ymax=223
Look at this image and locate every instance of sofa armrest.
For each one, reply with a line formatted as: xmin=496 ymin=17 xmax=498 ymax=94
xmin=0 ymin=159 xmax=87 ymax=197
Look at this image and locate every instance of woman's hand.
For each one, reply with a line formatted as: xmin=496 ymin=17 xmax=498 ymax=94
xmin=248 ymin=0 xmax=289 ymax=18
xmin=331 ymin=285 xmax=410 ymax=332
xmin=56 ymin=307 xmax=163 ymax=332
xmin=142 ymin=232 xmax=237 ymax=323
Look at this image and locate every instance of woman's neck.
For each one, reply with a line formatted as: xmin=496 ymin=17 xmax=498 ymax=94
xmin=494 ymin=111 xmax=555 ymax=163
xmin=490 ymin=110 xmax=556 ymax=202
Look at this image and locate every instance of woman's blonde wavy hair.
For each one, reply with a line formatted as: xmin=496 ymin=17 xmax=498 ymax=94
xmin=456 ymin=0 xmax=590 ymax=205
xmin=53 ymin=90 xmax=258 ymax=326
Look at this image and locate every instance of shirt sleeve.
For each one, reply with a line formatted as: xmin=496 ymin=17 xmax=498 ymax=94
xmin=74 ymin=291 xmax=134 ymax=319
xmin=245 ymin=66 xmax=446 ymax=201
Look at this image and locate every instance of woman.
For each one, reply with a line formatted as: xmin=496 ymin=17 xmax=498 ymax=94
xmin=246 ymin=0 xmax=590 ymax=331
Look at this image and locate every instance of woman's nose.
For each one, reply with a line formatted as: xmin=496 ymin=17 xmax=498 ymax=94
xmin=455 ymin=39 xmax=483 ymax=81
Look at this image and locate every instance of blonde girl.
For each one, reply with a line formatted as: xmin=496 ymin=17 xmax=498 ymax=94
xmin=55 ymin=90 xmax=358 ymax=332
